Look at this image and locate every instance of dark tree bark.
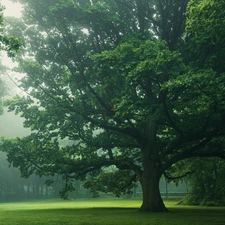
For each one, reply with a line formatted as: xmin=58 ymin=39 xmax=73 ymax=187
xmin=139 ymin=165 xmax=167 ymax=212
xmin=138 ymin=121 xmax=168 ymax=212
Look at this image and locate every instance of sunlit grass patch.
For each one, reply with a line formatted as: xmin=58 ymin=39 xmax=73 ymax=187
xmin=0 ymin=199 xmax=224 ymax=225
xmin=0 ymin=198 xmax=142 ymax=211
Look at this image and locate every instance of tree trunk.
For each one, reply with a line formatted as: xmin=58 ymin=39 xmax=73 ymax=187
xmin=139 ymin=166 xmax=168 ymax=212
xmin=139 ymin=121 xmax=168 ymax=212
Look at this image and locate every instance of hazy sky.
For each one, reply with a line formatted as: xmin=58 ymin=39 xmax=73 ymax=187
xmin=1 ymin=0 xmax=22 ymax=17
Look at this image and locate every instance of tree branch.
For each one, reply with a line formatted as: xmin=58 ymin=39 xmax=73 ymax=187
xmin=163 ymin=171 xmax=194 ymax=181
xmin=161 ymin=126 xmax=225 ymax=172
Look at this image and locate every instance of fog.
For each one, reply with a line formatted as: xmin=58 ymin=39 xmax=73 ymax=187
xmin=0 ymin=109 xmax=30 ymax=137
xmin=0 ymin=65 xmax=29 ymax=138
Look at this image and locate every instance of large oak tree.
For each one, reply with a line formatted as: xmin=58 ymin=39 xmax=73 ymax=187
xmin=1 ymin=0 xmax=225 ymax=212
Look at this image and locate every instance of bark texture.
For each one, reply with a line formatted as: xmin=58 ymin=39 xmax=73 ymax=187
xmin=139 ymin=121 xmax=168 ymax=212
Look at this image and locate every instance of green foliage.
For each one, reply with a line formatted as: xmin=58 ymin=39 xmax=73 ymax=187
xmin=185 ymin=0 xmax=225 ymax=72
xmin=186 ymin=0 xmax=225 ymax=44
xmin=83 ymin=169 xmax=136 ymax=197
xmin=177 ymin=158 xmax=225 ymax=206
xmin=0 ymin=5 xmax=23 ymax=57
xmin=92 ymin=36 xmax=184 ymax=122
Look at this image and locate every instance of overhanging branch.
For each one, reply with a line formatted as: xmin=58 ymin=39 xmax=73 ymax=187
xmin=163 ymin=171 xmax=195 ymax=181
xmin=162 ymin=126 xmax=225 ymax=172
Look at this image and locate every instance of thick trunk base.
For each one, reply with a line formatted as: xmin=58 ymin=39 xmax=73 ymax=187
xmin=138 ymin=201 xmax=168 ymax=212
xmin=139 ymin=161 xmax=168 ymax=212
xmin=139 ymin=121 xmax=168 ymax=212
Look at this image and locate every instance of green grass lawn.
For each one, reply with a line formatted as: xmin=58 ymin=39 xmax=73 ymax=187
xmin=0 ymin=198 xmax=224 ymax=225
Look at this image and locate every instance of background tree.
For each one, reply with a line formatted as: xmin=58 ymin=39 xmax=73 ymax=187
xmin=173 ymin=0 xmax=225 ymax=206
xmin=178 ymin=158 xmax=225 ymax=206
xmin=0 ymin=151 xmax=71 ymax=201
xmin=1 ymin=0 xmax=225 ymax=213
xmin=185 ymin=0 xmax=225 ymax=72
xmin=0 ymin=3 xmax=23 ymax=114
xmin=0 ymin=5 xmax=22 ymax=57
xmin=164 ymin=152 xmax=225 ymax=206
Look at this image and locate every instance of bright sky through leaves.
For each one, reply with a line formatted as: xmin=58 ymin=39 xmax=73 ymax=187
xmin=0 ymin=0 xmax=22 ymax=67
xmin=1 ymin=0 xmax=22 ymax=18
xmin=0 ymin=0 xmax=23 ymax=95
